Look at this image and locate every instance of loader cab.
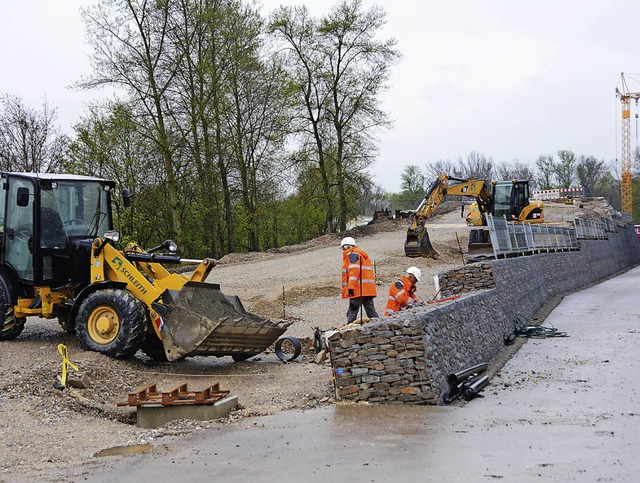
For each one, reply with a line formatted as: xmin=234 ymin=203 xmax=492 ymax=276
xmin=492 ymin=180 xmax=530 ymax=220
xmin=0 ymin=173 xmax=115 ymax=286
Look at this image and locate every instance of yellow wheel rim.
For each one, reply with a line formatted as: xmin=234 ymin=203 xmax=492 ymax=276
xmin=87 ymin=306 xmax=119 ymax=344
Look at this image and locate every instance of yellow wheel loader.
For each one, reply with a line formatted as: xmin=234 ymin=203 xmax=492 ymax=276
xmin=404 ymin=174 xmax=544 ymax=259
xmin=0 ymin=172 xmax=290 ymax=361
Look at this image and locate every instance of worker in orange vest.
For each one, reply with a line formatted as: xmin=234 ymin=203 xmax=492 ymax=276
xmin=384 ymin=266 xmax=423 ymax=316
xmin=341 ymin=237 xmax=379 ymax=324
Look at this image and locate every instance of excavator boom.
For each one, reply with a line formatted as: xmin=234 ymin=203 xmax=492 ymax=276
xmin=404 ymin=175 xmax=492 ymax=258
xmin=404 ymin=175 xmax=544 ymax=260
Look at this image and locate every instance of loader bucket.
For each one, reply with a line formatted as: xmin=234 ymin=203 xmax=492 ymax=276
xmin=404 ymin=230 xmax=439 ymax=259
xmin=154 ymin=282 xmax=292 ymax=362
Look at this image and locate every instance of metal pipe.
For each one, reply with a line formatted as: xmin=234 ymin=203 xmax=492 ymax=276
xmin=463 ymin=375 xmax=489 ymax=400
xmin=447 ymin=362 xmax=488 ymax=385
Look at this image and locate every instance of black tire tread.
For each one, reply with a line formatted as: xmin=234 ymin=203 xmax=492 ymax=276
xmin=0 ymin=276 xmax=25 ymax=341
xmin=76 ymin=289 xmax=147 ymax=358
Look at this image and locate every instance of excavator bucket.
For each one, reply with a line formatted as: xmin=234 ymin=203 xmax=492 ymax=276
xmin=404 ymin=230 xmax=439 ymax=259
xmin=154 ymin=282 xmax=292 ymax=361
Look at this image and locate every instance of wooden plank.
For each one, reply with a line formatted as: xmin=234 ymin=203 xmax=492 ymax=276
xmin=120 ymin=384 xmax=157 ymax=406
xmin=118 ymin=382 xmax=230 ymax=407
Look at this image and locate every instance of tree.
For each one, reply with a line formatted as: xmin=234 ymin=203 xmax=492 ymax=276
xmin=535 ymin=154 xmax=555 ymax=190
xmin=456 ymin=151 xmax=493 ymax=180
xmin=391 ymin=164 xmax=426 ymax=210
xmin=270 ymin=6 xmax=336 ymax=232
xmin=223 ymin=5 xmax=292 ymax=252
xmin=495 ymin=161 xmax=537 ymax=188
xmin=320 ymin=0 xmax=400 ymax=231
xmin=80 ymin=0 xmax=187 ymax=249
xmin=0 ymin=94 xmax=67 ymax=173
xmin=66 ymin=102 xmax=161 ymax=246
xmin=270 ymin=0 xmax=400 ymax=232
xmin=555 ymin=150 xmax=577 ymax=190
xmin=593 ymin=166 xmax=620 ymax=211
xmin=424 ymin=159 xmax=455 ymax=180
xmin=576 ymin=155 xmax=605 ymax=196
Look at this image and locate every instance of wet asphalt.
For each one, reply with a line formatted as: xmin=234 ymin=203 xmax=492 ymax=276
xmin=47 ymin=265 xmax=640 ymax=482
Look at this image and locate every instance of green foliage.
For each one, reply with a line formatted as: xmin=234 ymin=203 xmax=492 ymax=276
xmin=632 ymin=178 xmax=640 ymax=224
xmin=576 ymin=155 xmax=606 ymax=196
xmin=535 ymin=154 xmax=555 ymax=190
xmin=555 ymin=150 xmax=577 ymax=189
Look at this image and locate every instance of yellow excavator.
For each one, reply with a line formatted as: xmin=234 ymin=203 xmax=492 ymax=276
xmin=404 ymin=174 xmax=544 ymax=258
xmin=0 ymin=172 xmax=290 ymax=361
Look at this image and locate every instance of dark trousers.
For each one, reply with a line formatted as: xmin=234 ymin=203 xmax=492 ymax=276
xmin=346 ymin=296 xmax=379 ymax=323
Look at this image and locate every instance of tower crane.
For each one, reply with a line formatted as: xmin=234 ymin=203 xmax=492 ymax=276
xmin=616 ymin=73 xmax=640 ymax=215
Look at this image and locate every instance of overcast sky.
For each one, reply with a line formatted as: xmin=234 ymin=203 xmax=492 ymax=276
xmin=1 ymin=0 xmax=640 ymax=192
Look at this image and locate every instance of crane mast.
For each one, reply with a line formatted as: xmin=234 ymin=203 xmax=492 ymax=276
xmin=616 ymin=73 xmax=640 ymax=215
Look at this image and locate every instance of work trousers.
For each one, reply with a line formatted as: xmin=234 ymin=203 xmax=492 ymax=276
xmin=346 ymin=296 xmax=379 ymax=323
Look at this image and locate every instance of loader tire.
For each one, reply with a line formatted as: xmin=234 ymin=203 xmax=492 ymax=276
xmin=76 ymin=289 xmax=147 ymax=359
xmin=0 ymin=275 xmax=26 ymax=341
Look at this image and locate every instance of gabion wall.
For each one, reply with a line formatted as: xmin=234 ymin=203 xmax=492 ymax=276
xmin=329 ymin=225 xmax=640 ymax=405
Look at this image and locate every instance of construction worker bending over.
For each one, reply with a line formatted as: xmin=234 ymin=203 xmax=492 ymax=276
xmin=384 ymin=266 xmax=424 ymax=316
xmin=340 ymin=237 xmax=379 ymax=324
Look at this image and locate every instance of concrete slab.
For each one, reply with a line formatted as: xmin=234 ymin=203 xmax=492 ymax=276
xmin=135 ymin=395 xmax=238 ymax=429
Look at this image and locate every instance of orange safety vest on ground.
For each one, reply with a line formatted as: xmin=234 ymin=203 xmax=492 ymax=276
xmin=341 ymin=246 xmax=377 ymax=299
xmin=384 ymin=275 xmax=417 ymax=315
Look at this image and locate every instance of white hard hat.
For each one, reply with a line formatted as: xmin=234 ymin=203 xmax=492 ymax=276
xmin=340 ymin=236 xmax=356 ymax=248
xmin=406 ymin=266 xmax=421 ymax=281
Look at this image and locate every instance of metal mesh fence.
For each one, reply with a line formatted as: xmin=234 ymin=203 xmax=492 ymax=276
xmin=484 ymin=212 xmax=633 ymax=259
xmin=486 ymin=215 xmax=580 ymax=258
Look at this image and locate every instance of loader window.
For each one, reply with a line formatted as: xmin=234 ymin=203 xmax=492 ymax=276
xmin=40 ymin=190 xmax=66 ymax=249
xmin=4 ymin=178 xmax=34 ymax=281
xmin=46 ymin=181 xmax=112 ymax=238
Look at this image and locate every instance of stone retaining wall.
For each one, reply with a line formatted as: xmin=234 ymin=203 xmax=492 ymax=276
xmin=436 ymin=262 xmax=495 ymax=297
xmin=328 ymin=224 xmax=640 ymax=405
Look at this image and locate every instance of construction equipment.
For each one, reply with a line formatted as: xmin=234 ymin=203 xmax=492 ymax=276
xmin=0 ymin=172 xmax=290 ymax=361
xmin=616 ymin=73 xmax=640 ymax=216
xmin=404 ymin=174 xmax=544 ymax=258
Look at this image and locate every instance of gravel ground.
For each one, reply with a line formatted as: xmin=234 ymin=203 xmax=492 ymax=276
xmin=0 ymin=199 xmax=600 ymax=479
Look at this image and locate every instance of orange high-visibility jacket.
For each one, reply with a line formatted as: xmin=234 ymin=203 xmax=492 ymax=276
xmin=341 ymin=246 xmax=377 ymax=299
xmin=384 ymin=275 xmax=417 ymax=315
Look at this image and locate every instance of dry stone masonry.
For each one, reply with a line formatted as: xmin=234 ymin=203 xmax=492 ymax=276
xmin=436 ymin=262 xmax=495 ymax=297
xmin=329 ymin=223 xmax=640 ymax=405
xmin=329 ymin=320 xmax=437 ymax=404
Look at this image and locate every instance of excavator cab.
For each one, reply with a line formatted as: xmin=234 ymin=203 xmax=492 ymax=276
xmin=492 ymin=180 xmax=529 ymax=221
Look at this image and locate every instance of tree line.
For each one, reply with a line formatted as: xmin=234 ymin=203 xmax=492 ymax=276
xmin=2 ymin=0 xmax=640 ymax=258
xmin=393 ymin=150 xmax=640 ymax=223
xmin=0 ymin=0 xmax=399 ymax=258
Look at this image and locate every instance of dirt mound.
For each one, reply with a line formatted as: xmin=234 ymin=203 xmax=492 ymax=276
xmin=219 ymin=219 xmax=403 ymax=264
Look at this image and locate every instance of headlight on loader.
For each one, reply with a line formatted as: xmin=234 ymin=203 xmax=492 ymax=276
xmin=104 ymin=230 xmax=121 ymax=243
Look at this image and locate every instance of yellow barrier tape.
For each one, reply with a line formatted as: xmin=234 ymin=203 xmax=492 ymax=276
xmin=57 ymin=344 xmax=79 ymax=388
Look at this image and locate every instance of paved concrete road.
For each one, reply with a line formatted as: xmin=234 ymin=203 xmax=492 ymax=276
xmin=40 ymin=265 xmax=640 ymax=482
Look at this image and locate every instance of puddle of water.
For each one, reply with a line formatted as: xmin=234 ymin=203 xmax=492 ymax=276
xmin=94 ymin=443 xmax=154 ymax=457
